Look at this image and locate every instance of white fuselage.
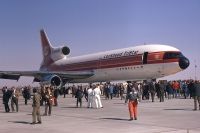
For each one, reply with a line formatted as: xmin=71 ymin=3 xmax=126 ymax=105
xmin=47 ymin=44 xmax=183 ymax=83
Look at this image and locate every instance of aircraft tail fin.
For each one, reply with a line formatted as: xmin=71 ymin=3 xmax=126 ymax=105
xmin=40 ymin=29 xmax=54 ymax=70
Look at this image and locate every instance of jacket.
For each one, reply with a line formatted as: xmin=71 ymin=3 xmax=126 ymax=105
xmin=32 ymin=92 xmax=41 ymax=107
xmin=194 ymin=82 xmax=200 ymax=96
xmin=127 ymin=91 xmax=139 ymax=101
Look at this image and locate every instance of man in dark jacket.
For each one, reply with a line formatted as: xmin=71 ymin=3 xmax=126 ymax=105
xmin=22 ymin=86 xmax=31 ymax=105
xmin=2 ymin=87 xmax=11 ymax=112
xmin=158 ymin=81 xmax=165 ymax=102
xmin=188 ymin=80 xmax=195 ymax=99
xmin=149 ymin=82 xmax=156 ymax=102
xmin=193 ymin=81 xmax=200 ymax=111
xmin=75 ymin=86 xmax=84 ymax=107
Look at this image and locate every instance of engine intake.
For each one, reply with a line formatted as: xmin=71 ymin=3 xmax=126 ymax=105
xmin=62 ymin=46 xmax=70 ymax=55
xmin=51 ymin=46 xmax=70 ymax=61
xmin=51 ymin=75 xmax=62 ymax=86
xmin=41 ymin=75 xmax=62 ymax=87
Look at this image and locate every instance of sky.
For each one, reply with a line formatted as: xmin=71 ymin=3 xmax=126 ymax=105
xmin=0 ymin=0 xmax=200 ymax=87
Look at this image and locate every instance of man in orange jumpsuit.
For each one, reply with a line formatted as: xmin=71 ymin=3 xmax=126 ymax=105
xmin=127 ymin=87 xmax=139 ymax=120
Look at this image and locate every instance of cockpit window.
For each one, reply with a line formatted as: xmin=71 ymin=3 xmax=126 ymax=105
xmin=163 ymin=52 xmax=183 ymax=59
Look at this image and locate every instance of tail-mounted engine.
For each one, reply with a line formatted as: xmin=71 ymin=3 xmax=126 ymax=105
xmin=51 ymin=46 xmax=70 ymax=61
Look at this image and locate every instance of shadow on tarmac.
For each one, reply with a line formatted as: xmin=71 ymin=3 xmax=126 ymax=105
xmin=163 ymin=108 xmax=193 ymax=111
xmin=113 ymin=103 xmax=126 ymax=105
xmin=100 ymin=118 xmax=129 ymax=121
xmin=8 ymin=121 xmax=30 ymax=124
xmin=61 ymin=106 xmax=82 ymax=108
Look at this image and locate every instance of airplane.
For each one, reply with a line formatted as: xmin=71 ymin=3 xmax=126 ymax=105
xmin=0 ymin=29 xmax=190 ymax=87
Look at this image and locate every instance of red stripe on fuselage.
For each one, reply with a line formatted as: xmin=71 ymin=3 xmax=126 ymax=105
xmin=48 ymin=52 xmax=179 ymax=71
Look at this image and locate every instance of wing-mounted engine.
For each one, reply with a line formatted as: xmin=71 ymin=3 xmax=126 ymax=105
xmin=51 ymin=46 xmax=70 ymax=61
xmin=37 ymin=74 xmax=63 ymax=87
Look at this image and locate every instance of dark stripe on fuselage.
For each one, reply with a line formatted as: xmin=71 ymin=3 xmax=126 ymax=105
xmin=48 ymin=52 xmax=179 ymax=71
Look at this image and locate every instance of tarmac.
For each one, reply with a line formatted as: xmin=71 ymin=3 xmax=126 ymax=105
xmin=0 ymin=95 xmax=199 ymax=133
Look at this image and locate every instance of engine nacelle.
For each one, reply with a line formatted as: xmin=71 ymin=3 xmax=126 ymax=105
xmin=51 ymin=46 xmax=70 ymax=61
xmin=40 ymin=75 xmax=62 ymax=87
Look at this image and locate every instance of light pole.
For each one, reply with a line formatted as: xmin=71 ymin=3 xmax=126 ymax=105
xmin=195 ymin=60 xmax=197 ymax=80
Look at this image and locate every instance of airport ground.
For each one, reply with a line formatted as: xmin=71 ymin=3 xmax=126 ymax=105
xmin=0 ymin=95 xmax=199 ymax=133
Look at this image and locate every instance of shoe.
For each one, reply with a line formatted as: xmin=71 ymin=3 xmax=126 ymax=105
xmin=30 ymin=122 xmax=36 ymax=125
xmin=193 ymin=109 xmax=197 ymax=111
xmin=134 ymin=117 xmax=137 ymax=120
xmin=129 ymin=118 xmax=133 ymax=121
xmin=37 ymin=121 xmax=42 ymax=124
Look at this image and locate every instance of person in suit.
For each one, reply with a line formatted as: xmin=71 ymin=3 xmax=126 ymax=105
xmin=149 ymin=82 xmax=156 ymax=102
xmin=22 ymin=86 xmax=31 ymax=105
xmin=2 ymin=87 xmax=11 ymax=112
xmin=31 ymin=88 xmax=42 ymax=124
xmin=11 ymin=87 xmax=20 ymax=112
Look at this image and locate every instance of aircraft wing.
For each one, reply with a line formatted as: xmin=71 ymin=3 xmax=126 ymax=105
xmin=0 ymin=70 xmax=94 ymax=81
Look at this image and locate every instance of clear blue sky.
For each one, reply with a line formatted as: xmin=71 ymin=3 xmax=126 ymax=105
xmin=0 ymin=0 xmax=200 ymax=87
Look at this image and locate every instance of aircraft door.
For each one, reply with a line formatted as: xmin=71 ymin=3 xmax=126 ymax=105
xmin=142 ymin=52 xmax=148 ymax=64
xmin=98 ymin=58 xmax=102 ymax=69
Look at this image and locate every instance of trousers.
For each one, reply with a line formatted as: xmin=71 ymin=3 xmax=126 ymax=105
xmin=128 ymin=100 xmax=138 ymax=119
xmin=194 ymin=96 xmax=200 ymax=110
xmin=32 ymin=106 xmax=41 ymax=123
xmin=94 ymin=95 xmax=102 ymax=108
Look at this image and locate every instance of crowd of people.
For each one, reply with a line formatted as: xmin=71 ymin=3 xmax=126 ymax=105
xmin=1 ymin=79 xmax=200 ymax=123
xmin=64 ymin=80 xmax=200 ymax=107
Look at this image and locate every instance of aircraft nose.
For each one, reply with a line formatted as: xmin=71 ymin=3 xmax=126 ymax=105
xmin=179 ymin=57 xmax=190 ymax=69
